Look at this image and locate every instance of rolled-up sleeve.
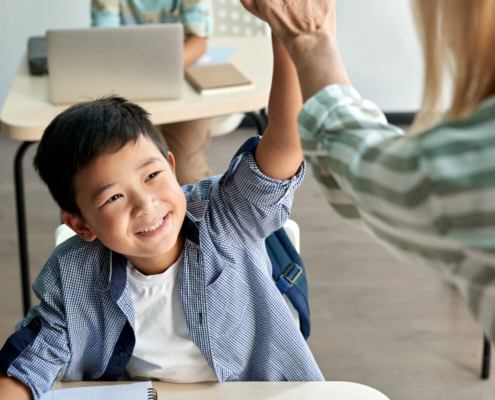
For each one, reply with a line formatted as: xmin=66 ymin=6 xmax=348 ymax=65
xmin=298 ymin=83 xmax=495 ymax=344
xmin=180 ymin=0 xmax=213 ymax=38
xmin=194 ymin=137 xmax=305 ymax=243
xmin=0 ymin=259 xmax=70 ymax=400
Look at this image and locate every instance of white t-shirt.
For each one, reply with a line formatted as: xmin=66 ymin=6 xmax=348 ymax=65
xmin=125 ymin=255 xmax=217 ymax=383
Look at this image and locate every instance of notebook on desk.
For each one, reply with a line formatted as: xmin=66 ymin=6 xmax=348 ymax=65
xmin=41 ymin=381 xmax=158 ymax=400
xmin=185 ymin=63 xmax=254 ymax=95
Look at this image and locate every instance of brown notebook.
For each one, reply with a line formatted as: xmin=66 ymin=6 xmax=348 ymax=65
xmin=185 ymin=63 xmax=254 ymax=95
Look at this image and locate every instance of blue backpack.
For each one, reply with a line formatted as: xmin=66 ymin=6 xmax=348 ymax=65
xmin=266 ymin=228 xmax=311 ymax=340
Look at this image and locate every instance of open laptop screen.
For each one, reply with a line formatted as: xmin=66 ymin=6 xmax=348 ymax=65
xmin=46 ymin=24 xmax=183 ymax=104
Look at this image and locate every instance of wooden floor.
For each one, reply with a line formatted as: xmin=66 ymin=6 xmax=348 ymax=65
xmin=1 ymin=129 xmax=494 ymax=399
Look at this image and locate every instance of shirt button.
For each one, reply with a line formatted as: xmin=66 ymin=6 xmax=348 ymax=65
xmin=119 ymin=352 xmax=128 ymax=359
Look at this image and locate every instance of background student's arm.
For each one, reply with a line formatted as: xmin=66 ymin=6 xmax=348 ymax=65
xmin=0 ymin=372 xmax=32 ymax=400
xmin=181 ymin=0 xmax=212 ymax=65
xmin=254 ymin=33 xmax=304 ymax=181
xmin=183 ymin=35 xmax=207 ymax=66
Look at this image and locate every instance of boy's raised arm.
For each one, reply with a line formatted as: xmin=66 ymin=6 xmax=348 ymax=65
xmin=255 ymin=33 xmax=304 ymax=181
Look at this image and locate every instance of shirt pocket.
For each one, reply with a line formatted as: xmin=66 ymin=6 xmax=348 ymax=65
xmin=206 ymin=267 xmax=249 ymax=338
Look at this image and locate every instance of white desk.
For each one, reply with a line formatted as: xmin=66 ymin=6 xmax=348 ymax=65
xmin=1 ymin=37 xmax=273 ymax=141
xmin=51 ymin=381 xmax=390 ymax=400
xmin=0 ymin=36 xmax=273 ymax=316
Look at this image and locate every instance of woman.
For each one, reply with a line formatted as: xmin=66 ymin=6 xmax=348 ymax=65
xmin=241 ymin=0 xmax=495 ymax=342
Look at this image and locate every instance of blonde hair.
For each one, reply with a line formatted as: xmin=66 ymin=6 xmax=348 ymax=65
xmin=411 ymin=0 xmax=495 ymax=132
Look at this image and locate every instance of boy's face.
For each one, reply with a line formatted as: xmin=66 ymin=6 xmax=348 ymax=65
xmin=65 ymin=135 xmax=187 ymax=268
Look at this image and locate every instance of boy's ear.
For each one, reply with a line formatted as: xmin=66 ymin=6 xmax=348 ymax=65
xmin=62 ymin=211 xmax=97 ymax=242
xmin=168 ymin=152 xmax=176 ymax=175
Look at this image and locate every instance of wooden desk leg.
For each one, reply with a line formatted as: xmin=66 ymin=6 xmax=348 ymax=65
xmin=14 ymin=141 xmax=35 ymax=317
xmin=482 ymin=334 xmax=491 ymax=379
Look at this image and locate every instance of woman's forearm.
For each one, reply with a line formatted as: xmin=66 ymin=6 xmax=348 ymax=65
xmin=289 ymin=33 xmax=351 ymax=102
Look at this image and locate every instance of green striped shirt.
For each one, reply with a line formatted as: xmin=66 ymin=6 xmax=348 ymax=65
xmin=298 ymin=84 xmax=495 ymax=342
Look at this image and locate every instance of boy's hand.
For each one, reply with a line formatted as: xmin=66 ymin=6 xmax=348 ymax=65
xmin=0 ymin=372 xmax=32 ymax=400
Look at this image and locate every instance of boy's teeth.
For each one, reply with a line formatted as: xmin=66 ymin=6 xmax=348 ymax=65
xmin=141 ymin=217 xmax=164 ymax=233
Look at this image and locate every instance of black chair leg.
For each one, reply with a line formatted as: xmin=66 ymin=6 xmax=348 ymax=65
xmin=260 ymin=107 xmax=268 ymax=126
xmin=245 ymin=111 xmax=266 ymax=136
xmin=14 ymin=141 xmax=35 ymax=317
xmin=482 ymin=334 xmax=491 ymax=379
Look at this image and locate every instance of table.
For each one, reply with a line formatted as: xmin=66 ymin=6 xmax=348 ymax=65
xmin=0 ymin=37 xmax=273 ymax=316
xmin=51 ymin=381 xmax=390 ymax=400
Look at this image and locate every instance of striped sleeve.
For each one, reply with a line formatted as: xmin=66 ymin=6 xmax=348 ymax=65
xmin=91 ymin=0 xmax=121 ymax=27
xmin=299 ymin=84 xmax=495 ymax=342
xmin=180 ymin=0 xmax=213 ymax=38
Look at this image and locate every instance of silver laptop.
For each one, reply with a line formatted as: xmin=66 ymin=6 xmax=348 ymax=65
xmin=46 ymin=24 xmax=183 ymax=104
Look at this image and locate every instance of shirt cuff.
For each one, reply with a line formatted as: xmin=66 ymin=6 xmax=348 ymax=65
xmin=232 ymin=151 xmax=306 ymax=208
xmin=91 ymin=11 xmax=121 ymax=27
xmin=297 ymin=84 xmax=364 ymax=142
xmin=181 ymin=5 xmax=213 ymax=37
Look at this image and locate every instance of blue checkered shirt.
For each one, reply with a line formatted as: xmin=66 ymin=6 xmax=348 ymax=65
xmin=0 ymin=138 xmax=324 ymax=399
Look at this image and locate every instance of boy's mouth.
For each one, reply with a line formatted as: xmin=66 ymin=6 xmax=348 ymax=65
xmin=137 ymin=215 xmax=167 ymax=234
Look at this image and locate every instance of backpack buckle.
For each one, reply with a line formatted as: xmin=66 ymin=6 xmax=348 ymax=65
xmin=279 ymin=263 xmax=302 ymax=288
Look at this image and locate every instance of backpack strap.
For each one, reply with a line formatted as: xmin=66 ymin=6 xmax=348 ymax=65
xmin=266 ymin=228 xmax=311 ymax=340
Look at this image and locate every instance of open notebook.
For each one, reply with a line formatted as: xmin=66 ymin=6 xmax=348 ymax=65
xmin=41 ymin=381 xmax=157 ymax=400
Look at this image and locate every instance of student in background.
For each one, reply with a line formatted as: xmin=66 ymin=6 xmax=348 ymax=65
xmin=92 ymin=0 xmax=214 ymax=185
xmin=240 ymin=0 xmax=495 ymax=343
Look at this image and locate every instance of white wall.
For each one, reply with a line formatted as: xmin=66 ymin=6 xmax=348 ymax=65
xmin=336 ymin=0 xmax=424 ymax=111
xmin=0 ymin=0 xmax=423 ymax=114
xmin=0 ymin=0 xmax=91 ymax=111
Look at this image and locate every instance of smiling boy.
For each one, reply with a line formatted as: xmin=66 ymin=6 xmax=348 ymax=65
xmin=0 ymin=35 xmax=324 ymax=399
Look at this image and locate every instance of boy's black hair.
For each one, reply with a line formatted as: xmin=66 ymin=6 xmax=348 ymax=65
xmin=33 ymin=96 xmax=169 ymax=218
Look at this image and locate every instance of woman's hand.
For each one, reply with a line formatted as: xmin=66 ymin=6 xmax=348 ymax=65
xmin=239 ymin=0 xmax=337 ymax=54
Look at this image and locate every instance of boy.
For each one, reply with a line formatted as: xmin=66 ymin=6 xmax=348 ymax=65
xmin=92 ymin=0 xmax=214 ymax=185
xmin=0 ymin=34 xmax=323 ymax=399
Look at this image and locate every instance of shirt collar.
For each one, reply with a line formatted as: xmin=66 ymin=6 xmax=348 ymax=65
xmin=186 ymin=199 xmax=208 ymax=222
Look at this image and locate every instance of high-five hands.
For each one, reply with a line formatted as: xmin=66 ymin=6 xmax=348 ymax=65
xmin=239 ymin=0 xmax=350 ymax=104
xmin=239 ymin=0 xmax=337 ymax=55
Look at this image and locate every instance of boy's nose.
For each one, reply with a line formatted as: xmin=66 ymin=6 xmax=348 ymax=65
xmin=131 ymin=192 xmax=157 ymax=217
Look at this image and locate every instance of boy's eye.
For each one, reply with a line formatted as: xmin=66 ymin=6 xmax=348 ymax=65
xmin=106 ymin=194 xmax=122 ymax=203
xmin=146 ymin=171 xmax=160 ymax=181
